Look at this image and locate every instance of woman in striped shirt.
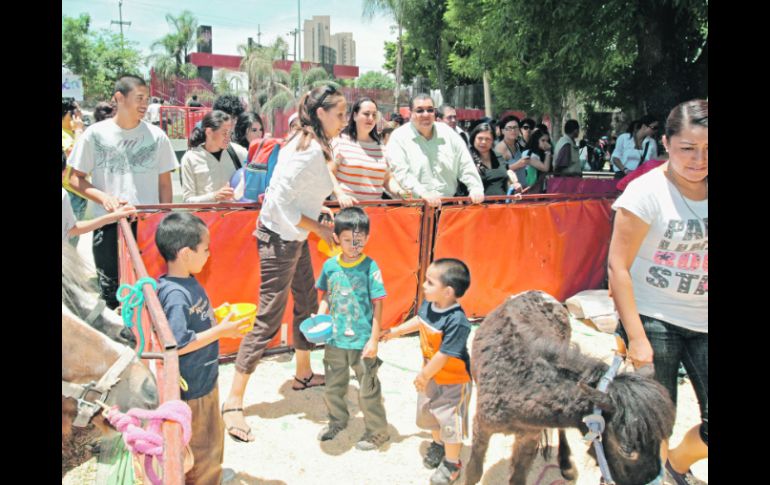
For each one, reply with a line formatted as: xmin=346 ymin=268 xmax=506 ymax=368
xmin=329 ymin=97 xmax=406 ymax=207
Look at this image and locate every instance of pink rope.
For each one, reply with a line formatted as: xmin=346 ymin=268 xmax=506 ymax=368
xmin=105 ymin=400 xmax=192 ymax=485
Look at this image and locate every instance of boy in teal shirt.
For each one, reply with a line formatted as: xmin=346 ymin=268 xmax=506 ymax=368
xmin=315 ymin=206 xmax=390 ymax=450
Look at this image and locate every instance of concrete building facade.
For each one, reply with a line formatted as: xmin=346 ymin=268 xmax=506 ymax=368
xmin=303 ymin=15 xmax=331 ymax=64
xmin=331 ymin=32 xmax=356 ymax=66
xmin=302 ymin=15 xmax=356 ymax=66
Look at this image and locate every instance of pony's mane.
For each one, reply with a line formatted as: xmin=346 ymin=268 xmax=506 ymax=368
xmin=530 ymin=337 xmax=675 ymax=444
xmin=62 ymin=241 xmax=96 ymax=311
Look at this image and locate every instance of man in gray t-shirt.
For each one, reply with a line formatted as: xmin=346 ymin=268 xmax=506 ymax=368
xmin=67 ymin=75 xmax=178 ymax=309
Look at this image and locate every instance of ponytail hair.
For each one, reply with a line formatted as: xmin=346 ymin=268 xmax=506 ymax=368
xmin=291 ymin=84 xmax=345 ymax=161
xmin=188 ymin=110 xmax=231 ymax=149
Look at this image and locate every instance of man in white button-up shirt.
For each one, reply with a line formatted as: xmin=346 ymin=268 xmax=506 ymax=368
xmin=386 ymin=94 xmax=484 ymax=208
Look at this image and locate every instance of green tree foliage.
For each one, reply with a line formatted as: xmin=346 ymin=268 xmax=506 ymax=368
xmin=445 ymin=0 xmax=707 ymax=121
xmin=148 ymin=10 xmax=200 ymax=82
xmin=363 ymin=0 xmax=409 ymax=107
xmin=62 ymin=14 xmax=143 ymax=105
xmin=356 ymin=71 xmax=396 ymax=90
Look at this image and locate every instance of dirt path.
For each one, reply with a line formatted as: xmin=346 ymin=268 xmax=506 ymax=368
xmin=64 ymin=318 xmax=707 ymax=484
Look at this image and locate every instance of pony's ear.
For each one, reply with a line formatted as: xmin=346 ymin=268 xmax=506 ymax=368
xmin=578 ymin=380 xmax=615 ymax=412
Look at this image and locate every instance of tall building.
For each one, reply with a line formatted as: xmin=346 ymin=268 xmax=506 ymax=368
xmin=302 ymin=16 xmax=356 ymax=66
xmin=303 ymin=16 xmax=331 ymax=63
xmin=331 ymin=33 xmax=356 ymax=66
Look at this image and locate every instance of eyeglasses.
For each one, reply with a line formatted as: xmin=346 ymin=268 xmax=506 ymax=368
xmin=521 ymin=125 xmax=532 ymax=130
xmin=414 ymin=108 xmax=436 ymax=114
xmin=504 ymin=126 xmax=519 ymax=131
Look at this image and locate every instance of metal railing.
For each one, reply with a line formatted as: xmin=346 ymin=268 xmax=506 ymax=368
xmin=118 ymin=219 xmax=185 ymax=485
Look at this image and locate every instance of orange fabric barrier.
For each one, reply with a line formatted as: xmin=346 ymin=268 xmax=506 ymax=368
xmin=133 ymin=206 xmax=422 ymax=356
xmin=432 ymin=199 xmax=614 ymax=318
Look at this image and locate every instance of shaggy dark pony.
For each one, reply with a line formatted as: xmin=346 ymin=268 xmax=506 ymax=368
xmin=465 ymin=291 xmax=675 ymax=485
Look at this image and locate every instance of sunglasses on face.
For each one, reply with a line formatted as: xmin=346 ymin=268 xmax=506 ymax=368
xmin=521 ymin=125 xmax=532 ymax=130
xmin=414 ymin=108 xmax=435 ymax=114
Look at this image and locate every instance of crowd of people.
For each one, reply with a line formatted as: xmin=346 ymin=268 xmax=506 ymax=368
xmin=61 ymin=74 xmax=707 ymax=485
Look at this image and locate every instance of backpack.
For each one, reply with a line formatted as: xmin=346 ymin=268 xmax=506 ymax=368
xmin=230 ymin=138 xmax=284 ymax=202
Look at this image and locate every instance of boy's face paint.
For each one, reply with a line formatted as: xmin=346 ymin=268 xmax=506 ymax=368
xmin=334 ymin=229 xmax=369 ymax=262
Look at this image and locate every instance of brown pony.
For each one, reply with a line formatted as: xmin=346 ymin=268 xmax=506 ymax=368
xmin=465 ymin=291 xmax=675 ymax=485
xmin=62 ymin=304 xmax=159 ymax=476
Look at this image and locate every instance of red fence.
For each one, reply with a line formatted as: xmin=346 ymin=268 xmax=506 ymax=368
xmin=122 ymin=193 xmax=616 ymax=358
xmin=117 ymin=219 xmax=185 ymax=484
xmin=160 ymin=106 xmax=211 ymax=142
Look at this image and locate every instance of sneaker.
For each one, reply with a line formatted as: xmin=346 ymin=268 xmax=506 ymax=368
xmin=423 ymin=441 xmax=446 ymax=469
xmin=430 ymin=459 xmax=462 ymax=485
xmin=317 ymin=423 xmax=346 ymax=441
xmin=664 ymin=460 xmax=707 ymax=485
xmin=355 ymin=431 xmax=390 ymax=451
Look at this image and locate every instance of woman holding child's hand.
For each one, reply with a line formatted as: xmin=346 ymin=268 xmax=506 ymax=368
xmin=221 ymin=85 xmax=348 ymax=443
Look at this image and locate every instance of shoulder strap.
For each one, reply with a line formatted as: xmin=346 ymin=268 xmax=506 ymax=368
xmin=227 ymin=144 xmax=242 ymax=170
xmin=640 ymin=140 xmax=650 ymax=162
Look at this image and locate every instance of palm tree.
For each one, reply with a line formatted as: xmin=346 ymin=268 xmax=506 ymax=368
xmin=238 ymin=37 xmax=337 ymax=130
xmin=148 ymin=10 xmax=200 ymax=81
xmin=362 ymin=0 xmax=408 ymax=109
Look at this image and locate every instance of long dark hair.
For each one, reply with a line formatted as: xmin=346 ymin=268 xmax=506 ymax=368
xmin=188 ymin=110 xmax=231 ymax=148
xmin=291 ymin=84 xmax=345 ymax=161
xmin=469 ymin=122 xmax=501 ymax=171
xmin=342 ymin=97 xmax=380 ymax=144
xmin=525 ymin=129 xmax=550 ymax=161
xmin=234 ymin=111 xmax=263 ymax=149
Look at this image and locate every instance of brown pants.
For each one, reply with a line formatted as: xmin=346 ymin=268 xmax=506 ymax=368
xmin=186 ymin=385 xmax=224 ymax=485
xmin=235 ymin=225 xmax=318 ymax=375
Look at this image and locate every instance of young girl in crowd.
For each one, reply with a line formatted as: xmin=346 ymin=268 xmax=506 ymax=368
xmin=180 ymin=110 xmax=238 ymax=203
xmin=521 ymin=129 xmax=553 ymax=194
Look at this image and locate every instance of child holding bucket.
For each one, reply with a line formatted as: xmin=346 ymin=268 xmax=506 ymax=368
xmin=313 ymin=206 xmax=390 ymax=450
xmin=155 ymin=212 xmax=251 ymax=484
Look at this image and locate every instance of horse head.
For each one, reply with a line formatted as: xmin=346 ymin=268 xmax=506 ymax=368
xmin=580 ymin=370 xmax=675 ymax=485
xmin=62 ymin=311 xmax=158 ymax=474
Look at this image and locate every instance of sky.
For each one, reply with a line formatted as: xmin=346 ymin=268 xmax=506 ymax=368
xmin=62 ymin=0 xmax=397 ymax=75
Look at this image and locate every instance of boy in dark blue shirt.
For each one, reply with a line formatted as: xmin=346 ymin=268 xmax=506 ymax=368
xmin=156 ymin=212 xmax=250 ymax=485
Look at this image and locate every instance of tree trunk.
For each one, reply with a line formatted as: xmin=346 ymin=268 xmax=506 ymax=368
xmin=482 ymin=70 xmax=493 ymax=118
xmin=395 ymin=23 xmax=403 ymax=110
xmin=435 ymin=38 xmax=446 ymax=103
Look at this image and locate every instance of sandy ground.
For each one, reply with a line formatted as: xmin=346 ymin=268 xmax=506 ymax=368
xmin=64 ymin=315 xmax=707 ymax=485
xmin=66 ymin=195 xmax=706 ymax=484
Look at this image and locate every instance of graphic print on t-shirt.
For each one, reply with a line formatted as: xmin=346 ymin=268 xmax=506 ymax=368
xmin=648 ymin=217 xmax=708 ymax=295
xmin=94 ymin=136 xmax=159 ymax=174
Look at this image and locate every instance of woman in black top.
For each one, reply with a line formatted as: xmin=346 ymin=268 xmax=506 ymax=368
xmin=468 ymin=122 xmax=520 ymax=196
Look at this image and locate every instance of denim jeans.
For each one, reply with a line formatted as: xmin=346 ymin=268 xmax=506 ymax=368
xmin=67 ymin=191 xmax=88 ymax=247
xmin=617 ymin=315 xmax=708 ymax=443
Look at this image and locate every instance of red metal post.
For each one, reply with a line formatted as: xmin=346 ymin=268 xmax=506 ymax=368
xmin=118 ymin=219 xmax=185 ymax=485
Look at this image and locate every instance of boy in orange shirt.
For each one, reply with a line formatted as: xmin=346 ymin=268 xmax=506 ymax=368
xmin=381 ymin=258 xmax=472 ymax=485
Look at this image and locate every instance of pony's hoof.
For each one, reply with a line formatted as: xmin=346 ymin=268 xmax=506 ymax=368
xmin=560 ymin=464 xmax=578 ymax=481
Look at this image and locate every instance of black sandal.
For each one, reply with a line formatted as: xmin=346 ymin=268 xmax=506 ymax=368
xmin=292 ymin=372 xmax=325 ymax=391
xmin=221 ymin=405 xmax=254 ymax=442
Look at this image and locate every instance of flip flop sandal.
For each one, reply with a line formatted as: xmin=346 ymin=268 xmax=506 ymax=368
xmin=221 ymin=406 xmax=254 ymax=443
xmin=292 ymin=372 xmax=325 ymax=391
